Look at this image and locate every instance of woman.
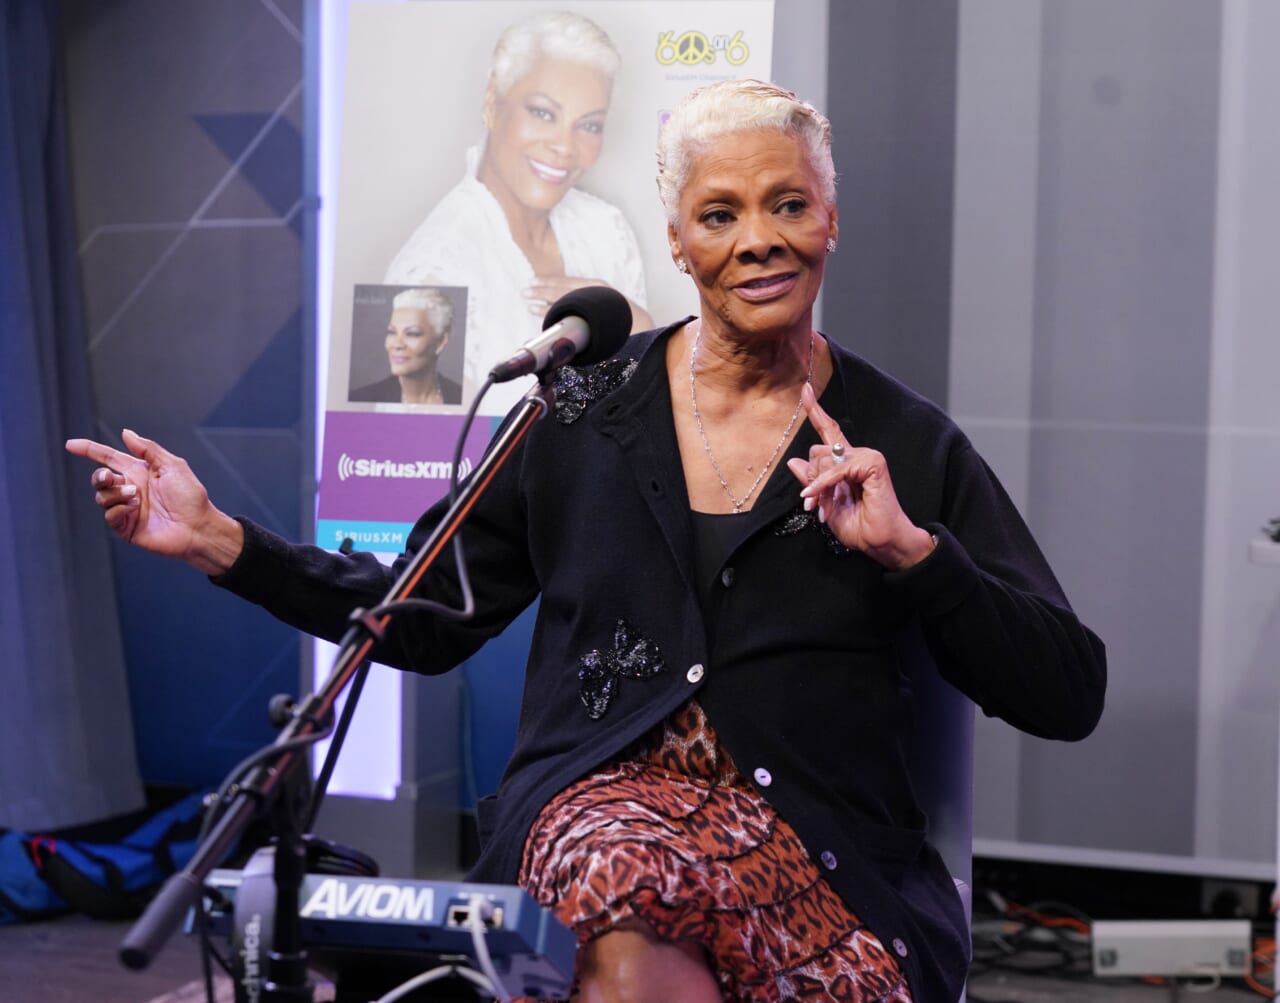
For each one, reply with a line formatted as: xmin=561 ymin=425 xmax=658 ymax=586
xmin=349 ymin=287 xmax=462 ymax=405
xmin=67 ymin=81 xmax=1105 ymax=1002
xmin=385 ymin=10 xmax=652 ymax=414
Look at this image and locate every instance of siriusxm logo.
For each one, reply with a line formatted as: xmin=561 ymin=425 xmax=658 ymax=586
xmin=337 ymin=453 xmax=473 ymax=482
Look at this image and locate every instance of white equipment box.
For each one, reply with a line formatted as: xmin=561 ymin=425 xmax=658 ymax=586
xmin=1091 ymin=919 xmax=1252 ymax=978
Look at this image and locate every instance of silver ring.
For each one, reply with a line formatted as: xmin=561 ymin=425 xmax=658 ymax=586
xmin=831 ymin=441 xmax=846 ymax=462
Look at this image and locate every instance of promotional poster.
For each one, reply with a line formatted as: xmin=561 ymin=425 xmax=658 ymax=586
xmin=318 ymin=0 xmax=775 ymax=550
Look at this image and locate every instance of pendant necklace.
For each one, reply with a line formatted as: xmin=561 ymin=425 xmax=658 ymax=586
xmin=689 ymin=324 xmax=814 ymax=514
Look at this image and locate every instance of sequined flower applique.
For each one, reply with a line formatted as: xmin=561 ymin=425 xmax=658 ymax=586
xmin=578 ymin=618 xmax=667 ymax=719
xmin=773 ymin=507 xmax=852 ymax=556
xmin=554 ymin=357 xmax=639 ymax=425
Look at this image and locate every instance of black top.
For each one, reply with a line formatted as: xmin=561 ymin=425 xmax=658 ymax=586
xmin=348 ymin=371 xmax=462 ymax=405
xmin=689 ymin=510 xmax=741 ymax=608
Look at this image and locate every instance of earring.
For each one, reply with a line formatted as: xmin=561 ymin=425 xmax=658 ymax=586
xmin=826 ymin=238 xmax=837 ymax=254
xmin=675 ymin=259 xmax=689 ymax=274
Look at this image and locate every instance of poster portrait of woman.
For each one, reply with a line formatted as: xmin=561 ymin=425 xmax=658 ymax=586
xmin=381 ymin=10 xmax=651 ymax=414
xmin=347 ymin=285 xmax=466 ymax=408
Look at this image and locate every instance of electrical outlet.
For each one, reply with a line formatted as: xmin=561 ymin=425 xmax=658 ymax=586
xmin=1091 ymin=919 xmax=1251 ymax=978
xmin=1202 ymin=878 xmax=1261 ymax=918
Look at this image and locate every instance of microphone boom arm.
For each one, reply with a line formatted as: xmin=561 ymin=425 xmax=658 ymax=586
xmin=118 ymin=379 xmax=556 ymax=996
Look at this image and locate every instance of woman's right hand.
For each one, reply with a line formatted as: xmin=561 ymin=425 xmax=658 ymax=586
xmin=525 ymin=276 xmax=654 ymax=333
xmin=64 ymin=429 xmax=245 ymax=576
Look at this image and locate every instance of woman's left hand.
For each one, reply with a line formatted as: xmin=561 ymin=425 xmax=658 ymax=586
xmin=785 ymin=384 xmax=936 ymax=571
xmin=525 ymin=276 xmax=653 ymax=333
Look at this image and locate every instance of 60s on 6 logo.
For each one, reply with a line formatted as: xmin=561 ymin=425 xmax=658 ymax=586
xmin=655 ymin=30 xmax=750 ymax=67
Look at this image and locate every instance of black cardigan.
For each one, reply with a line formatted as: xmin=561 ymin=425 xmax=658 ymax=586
xmin=217 ymin=320 xmax=1106 ymax=1001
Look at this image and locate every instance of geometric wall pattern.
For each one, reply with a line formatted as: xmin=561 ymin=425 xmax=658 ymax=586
xmin=61 ymin=0 xmax=306 ymax=785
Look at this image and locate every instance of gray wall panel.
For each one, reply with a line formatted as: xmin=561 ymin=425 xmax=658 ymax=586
xmin=1032 ymin=1 xmax=1220 ymax=427
xmin=824 ymin=1 xmax=958 ymax=406
xmin=1022 ymin=425 xmax=1205 ymax=855
xmin=1015 ymin=0 xmax=1220 ymax=853
xmin=952 ymin=0 xmax=1280 ymax=875
xmin=1194 ymin=0 xmax=1280 ymax=869
xmin=62 ymin=0 xmax=306 ymax=786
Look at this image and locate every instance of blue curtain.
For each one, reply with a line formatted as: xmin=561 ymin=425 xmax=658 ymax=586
xmin=0 ymin=0 xmax=143 ymax=829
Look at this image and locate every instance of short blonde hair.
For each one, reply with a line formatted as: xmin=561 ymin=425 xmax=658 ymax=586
xmin=392 ymin=287 xmax=453 ymax=335
xmin=489 ymin=10 xmax=621 ymax=96
xmin=656 ymin=79 xmax=836 ymax=225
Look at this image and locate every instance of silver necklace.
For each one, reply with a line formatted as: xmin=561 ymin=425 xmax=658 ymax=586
xmin=689 ymin=324 xmax=814 ymax=514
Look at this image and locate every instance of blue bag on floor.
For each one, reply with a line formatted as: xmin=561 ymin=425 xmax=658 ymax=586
xmin=0 ymin=791 xmax=207 ymax=923
xmin=0 ymin=830 xmax=66 ymax=923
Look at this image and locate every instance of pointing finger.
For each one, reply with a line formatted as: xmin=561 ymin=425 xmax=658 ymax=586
xmin=65 ymin=436 xmax=137 ymax=473
xmin=800 ymin=383 xmax=844 ymax=447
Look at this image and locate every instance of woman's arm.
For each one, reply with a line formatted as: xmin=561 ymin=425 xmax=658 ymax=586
xmin=786 ymin=387 xmax=1106 ymax=741
xmin=66 ymin=429 xmax=541 ymax=675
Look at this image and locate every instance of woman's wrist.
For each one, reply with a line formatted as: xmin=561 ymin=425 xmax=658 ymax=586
xmin=188 ymin=510 xmax=245 ymax=577
xmin=872 ymin=526 xmax=937 ymax=572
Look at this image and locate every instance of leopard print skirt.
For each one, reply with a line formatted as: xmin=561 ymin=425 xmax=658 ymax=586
xmin=518 ymin=701 xmax=913 ymax=1002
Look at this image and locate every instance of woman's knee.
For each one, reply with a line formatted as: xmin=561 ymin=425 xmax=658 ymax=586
xmin=574 ymin=921 xmax=720 ymax=1003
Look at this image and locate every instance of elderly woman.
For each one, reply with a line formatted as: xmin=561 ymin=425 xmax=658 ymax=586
xmin=349 ymin=287 xmax=461 ymax=405
xmin=67 ymin=80 xmax=1104 ymax=1002
xmin=386 ymin=10 xmax=652 ymax=414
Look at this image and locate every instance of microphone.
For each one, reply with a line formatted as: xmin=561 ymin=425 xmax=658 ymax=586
xmin=489 ymin=286 xmax=633 ymax=383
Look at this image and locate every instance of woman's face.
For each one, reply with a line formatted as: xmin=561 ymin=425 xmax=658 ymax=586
xmin=669 ymin=129 xmax=837 ymax=343
xmin=385 ymin=306 xmax=445 ymax=378
xmin=481 ymin=57 xmax=611 ymax=213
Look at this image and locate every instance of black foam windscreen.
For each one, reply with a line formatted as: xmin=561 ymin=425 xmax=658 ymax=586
xmin=541 ymin=285 xmax=633 ymax=366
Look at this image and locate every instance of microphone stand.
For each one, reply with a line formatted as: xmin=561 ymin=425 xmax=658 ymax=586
xmin=119 ymin=378 xmax=556 ymax=1000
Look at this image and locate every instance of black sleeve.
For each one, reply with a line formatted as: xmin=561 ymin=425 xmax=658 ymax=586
xmin=212 ymin=442 xmax=540 ymax=676
xmin=884 ymin=441 xmax=1106 ymax=741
